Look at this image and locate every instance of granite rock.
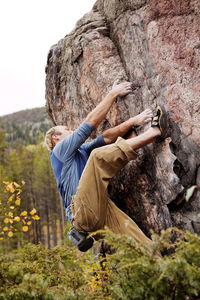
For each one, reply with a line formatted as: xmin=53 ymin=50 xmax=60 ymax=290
xmin=45 ymin=0 xmax=200 ymax=236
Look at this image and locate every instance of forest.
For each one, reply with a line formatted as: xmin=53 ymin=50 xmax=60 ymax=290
xmin=0 ymin=129 xmax=65 ymax=252
xmin=0 ymin=107 xmax=65 ymax=251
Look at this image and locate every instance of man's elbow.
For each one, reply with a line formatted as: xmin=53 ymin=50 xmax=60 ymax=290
xmin=103 ymin=137 xmax=112 ymax=144
xmin=86 ymin=114 xmax=98 ymax=128
xmin=102 ymin=132 xmax=114 ymax=144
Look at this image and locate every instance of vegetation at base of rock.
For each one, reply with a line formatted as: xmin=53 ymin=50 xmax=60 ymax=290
xmin=0 ymin=227 xmax=200 ymax=300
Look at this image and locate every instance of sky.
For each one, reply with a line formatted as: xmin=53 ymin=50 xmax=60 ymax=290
xmin=0 ymin=0 xmax=97 ymax=116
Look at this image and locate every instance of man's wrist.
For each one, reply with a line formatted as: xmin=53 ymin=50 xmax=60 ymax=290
xmin=108 ymin=89 xmax=118 ymax=99
xmin=130 ymin=116 xmax=137 ymax=126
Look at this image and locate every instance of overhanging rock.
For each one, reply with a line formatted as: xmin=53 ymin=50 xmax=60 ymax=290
xmin=45 ymin=0 xmax=200 ymax=236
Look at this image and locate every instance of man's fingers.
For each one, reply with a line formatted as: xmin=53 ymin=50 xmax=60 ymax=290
xmin=111 ymin=81 xmax=133 ymax=97
xmin=120 ymin=81 xmax=132 ymax=87
xmin=143 ymin=109 xmax=153 ymax=117
xmin=145 ymin=117 xmax=152 ymax=123
xmin=125 ymin=83 xmax=132 ymax=88
xmin=112 ymin=80 xmax=120 ymax=88
xmin=144 ymin=108 xmax=152 ymax=113
xmin=146 ymin=112 xmax=153 ymax=117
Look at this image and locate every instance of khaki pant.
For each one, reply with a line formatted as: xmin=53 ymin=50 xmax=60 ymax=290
xmin=71 ymin=137 xmax=152 ymax=247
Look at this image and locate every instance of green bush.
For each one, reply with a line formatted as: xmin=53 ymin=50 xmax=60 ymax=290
xmin=0 ymin=243 xmax=87 ymax=300
xmin=89 ymin=228 xmax=200 ymax=300
xmin=0 ymin=227 xmax=200 ymax=300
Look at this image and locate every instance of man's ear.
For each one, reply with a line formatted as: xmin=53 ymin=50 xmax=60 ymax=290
xmin=52 ymin=134 xmax=61 ymax=143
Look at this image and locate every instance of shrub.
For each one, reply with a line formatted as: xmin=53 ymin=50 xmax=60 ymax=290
xmin=0 ymin=227 xmax=200 ymax=300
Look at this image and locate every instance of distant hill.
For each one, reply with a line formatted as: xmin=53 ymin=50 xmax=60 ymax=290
xmin=0 ymin=107 xmax=54 ymax=148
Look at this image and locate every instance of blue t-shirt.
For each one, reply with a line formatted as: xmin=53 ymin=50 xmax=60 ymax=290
xmin=50 ymin=121 xmax=106 ymax=223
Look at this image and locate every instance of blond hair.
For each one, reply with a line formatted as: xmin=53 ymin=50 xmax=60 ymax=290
xmin=44 ymin=127 xmax=62 ymax=151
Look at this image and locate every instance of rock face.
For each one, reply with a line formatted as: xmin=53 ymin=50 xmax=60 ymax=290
xmin=45 ymin=0 xmax=200 ymax=237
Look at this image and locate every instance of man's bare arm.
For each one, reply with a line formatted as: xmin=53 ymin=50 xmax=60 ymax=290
xmin=103 ymin=109 xmax=153 ymax=144
xmin=86 ymin=82 xmax=132 ymax=128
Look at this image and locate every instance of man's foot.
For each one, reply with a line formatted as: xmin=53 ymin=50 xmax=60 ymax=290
xmin=151 ymin=105 xmax=169 ymax=142
xmin=67 ymin=226 xmax=94 ymax=252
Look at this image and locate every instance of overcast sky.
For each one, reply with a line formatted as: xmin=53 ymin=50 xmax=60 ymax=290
xmin=0 ymin=0 xmax=96 ymax=116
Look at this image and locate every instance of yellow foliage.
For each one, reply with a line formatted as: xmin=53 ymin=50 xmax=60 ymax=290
xmin=7 ymin=187 xmax=15 ymax=193
xmin=8 ymin=212 xmax=13 ymax=217
xmin=22 ymin=226 xmax=28 ymax=232
xmin=13 ymin=182 xmax=20 ymax=188
xmin=8 ymin=195 xmax=14 ymax=202
xmin=8 ymin=231 xmax=13 ymax=237
xmin=32 ymin=215 xmax=40 ymax=220
xmin=1 ymin=180 xmax=39 ymax=239
xmin=20 ymin=211 xmax=27 ymax=216
xmin=15 ymin=199 xmax=21 ymax=206
xmin=0 ymin=237 xmax=3 ymax=240
xmin=21 ymin=180 xmax=25 ymax=185
xmin=30 ymin=208 xmax=37 ymax=215
xmin=3 ymin=181 xmax=9 ymax=185
xmin=6 ymin=183 xmax=15 ymax=193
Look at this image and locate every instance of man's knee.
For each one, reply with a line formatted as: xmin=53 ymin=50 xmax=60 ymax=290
xmin=90 ymin=146 xmax=108 ymax=162
xmin=89 ymin=143 xmax=129 ymax=168
xmin=73 ymin=206 xmax=102 ymax=233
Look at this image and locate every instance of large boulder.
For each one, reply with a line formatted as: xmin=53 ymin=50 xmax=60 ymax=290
xmin=45 ymin=0 xmax=200 ymax=237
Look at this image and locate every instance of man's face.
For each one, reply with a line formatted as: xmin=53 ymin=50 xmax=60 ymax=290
xmin=56 ymin=126 xmax=73 ymax=141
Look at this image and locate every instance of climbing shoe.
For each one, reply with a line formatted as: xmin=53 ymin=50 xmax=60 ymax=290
xmin=67 ymin=226 xmax=94 ymax=252
xmin=151 ymin=105 xmax=169 ymax=142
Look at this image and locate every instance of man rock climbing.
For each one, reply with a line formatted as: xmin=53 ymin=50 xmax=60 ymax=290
xmin=45 ymin=81 xmax=168 ymax=252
